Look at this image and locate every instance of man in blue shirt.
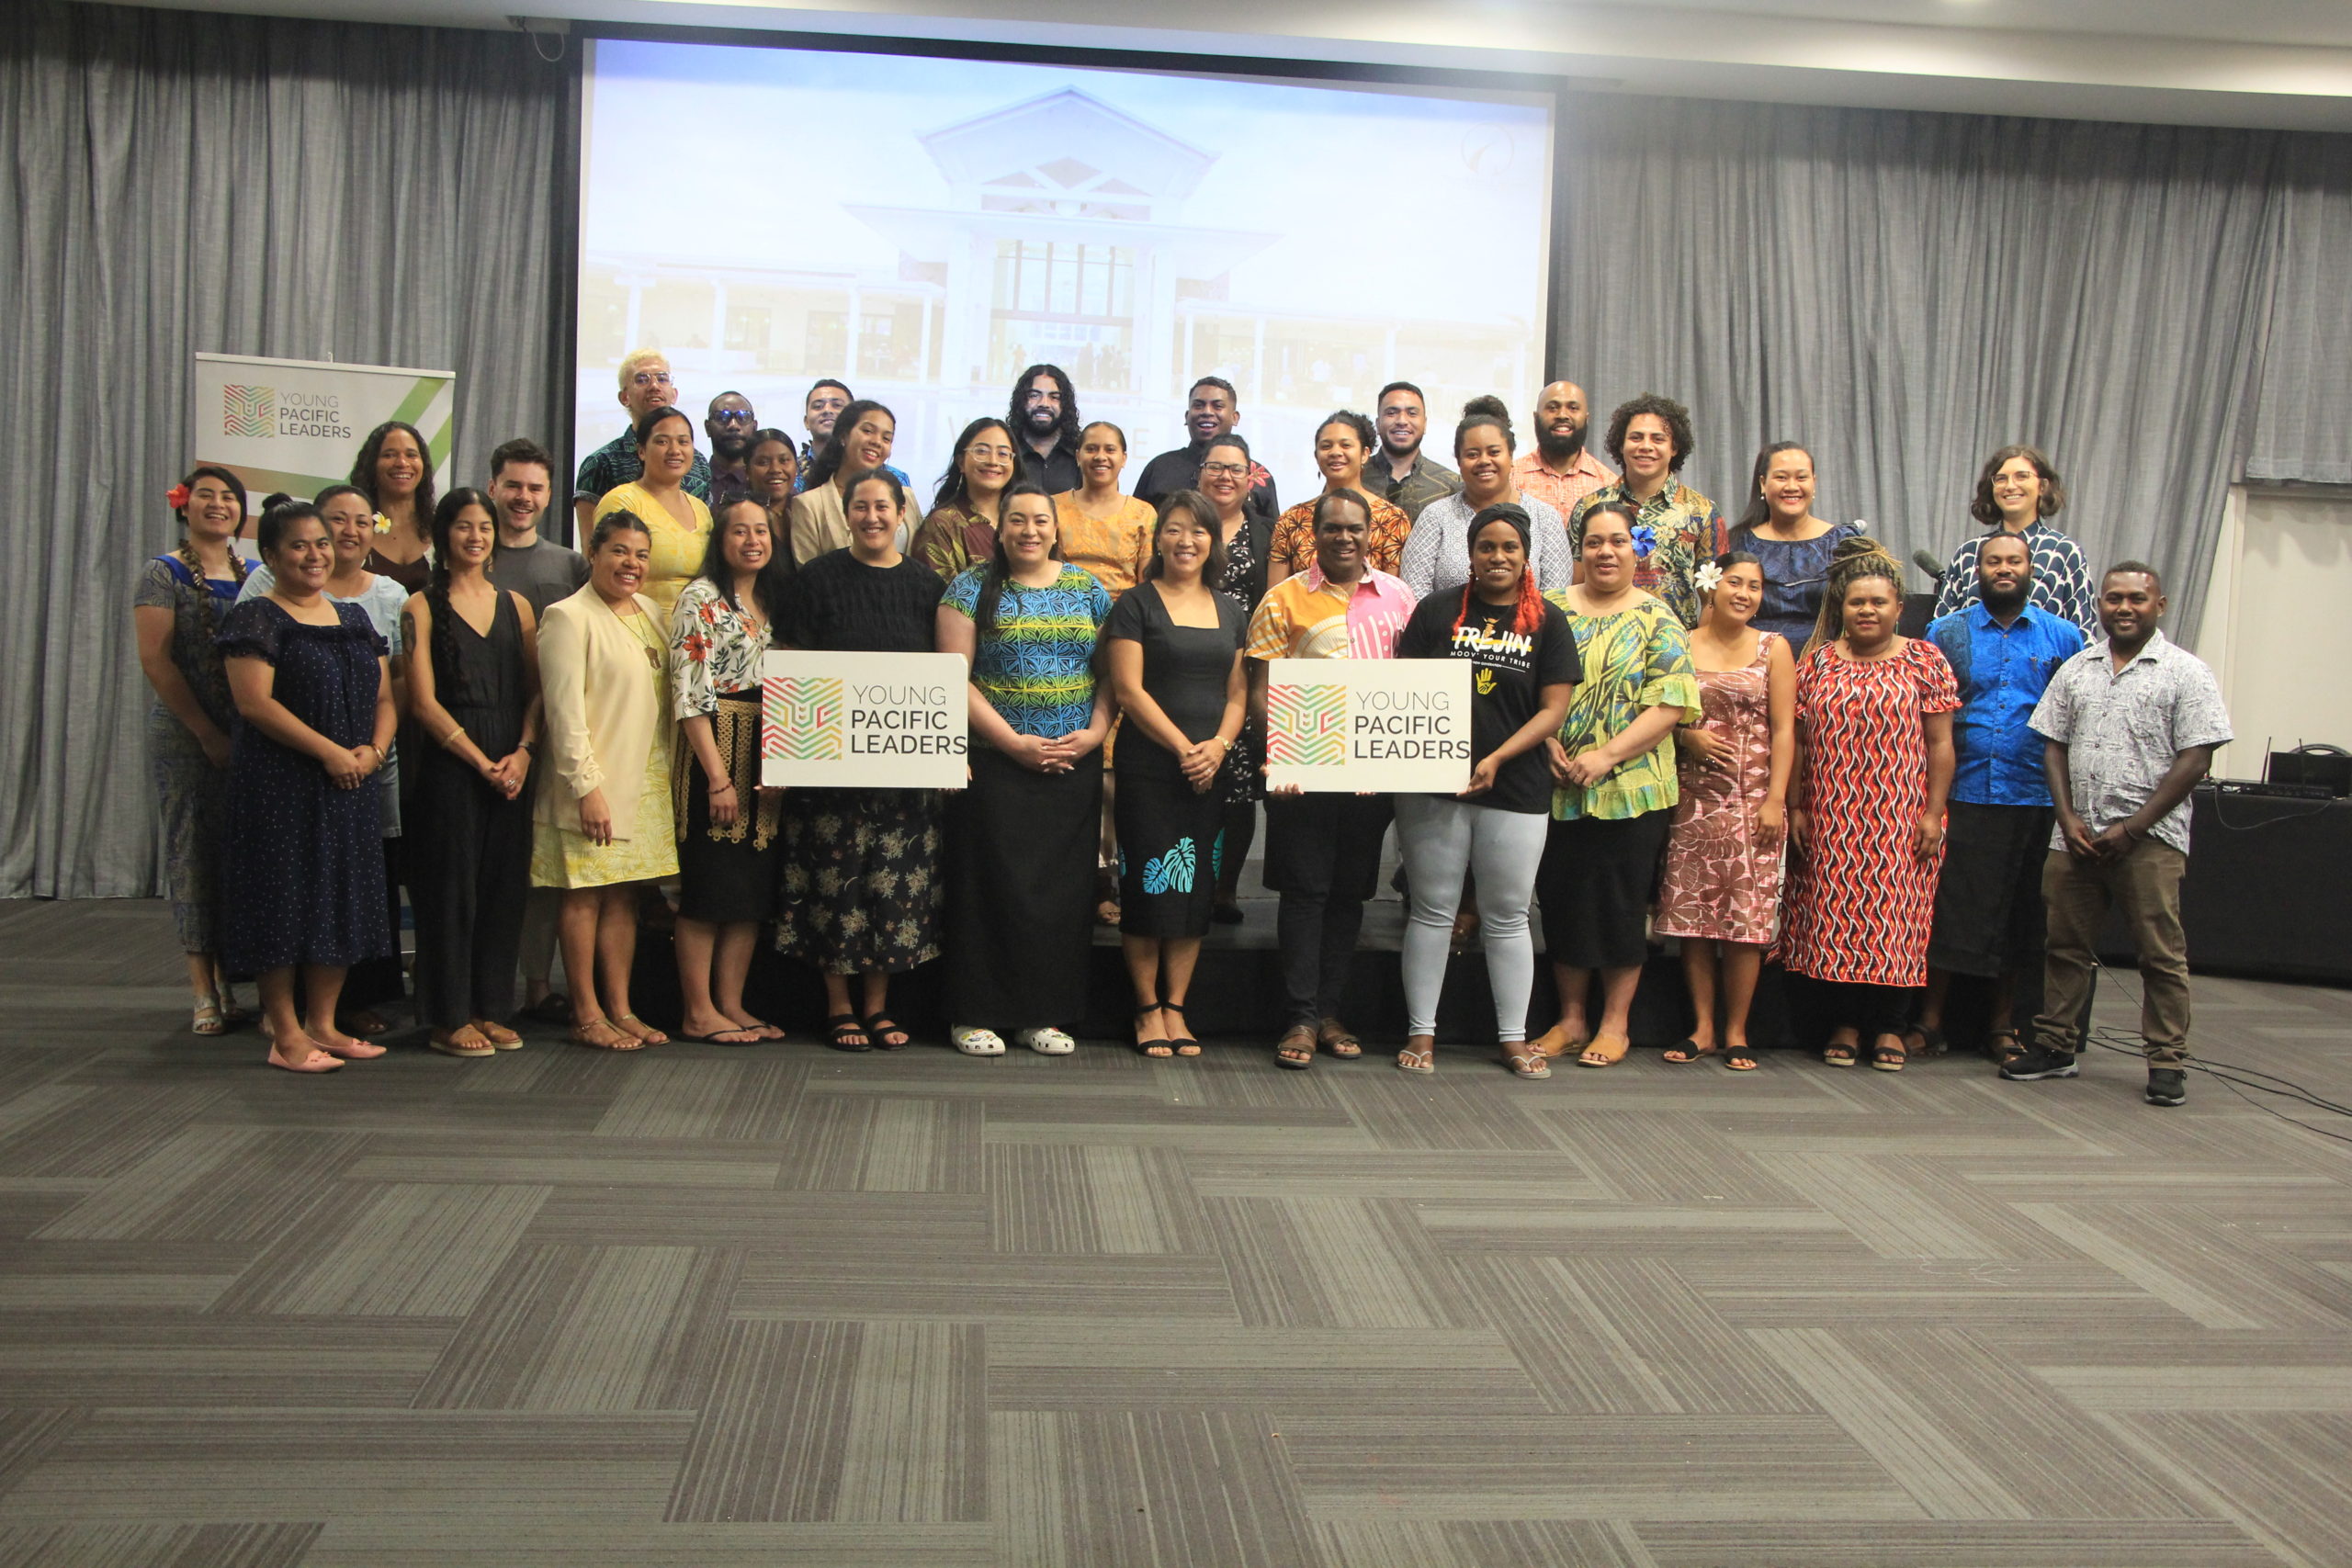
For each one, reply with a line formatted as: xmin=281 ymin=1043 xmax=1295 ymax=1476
xmin=1910 ymin=532 xmax=2086 ymax=1062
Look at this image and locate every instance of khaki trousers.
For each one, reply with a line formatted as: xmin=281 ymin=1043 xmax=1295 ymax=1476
xmin=2032 ymin=843 xmax=2192 ymax=1066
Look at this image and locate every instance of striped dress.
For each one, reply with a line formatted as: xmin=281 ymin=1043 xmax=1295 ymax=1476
xmin=1778 ymin=638 xmax=1961 ymax=987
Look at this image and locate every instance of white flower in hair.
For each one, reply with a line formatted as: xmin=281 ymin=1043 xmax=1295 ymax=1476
xmin=1693 ymin=560 xmax=1724 ymax=596
xmin=1850 ymin=518 xmax=1871 ymax=535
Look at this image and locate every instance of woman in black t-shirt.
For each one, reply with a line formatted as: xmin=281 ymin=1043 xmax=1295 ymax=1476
xmin=1392 ymin=503 xmax=1579 ymax=1077
xmin=773 ymin=469 xmax=946 ymax=1054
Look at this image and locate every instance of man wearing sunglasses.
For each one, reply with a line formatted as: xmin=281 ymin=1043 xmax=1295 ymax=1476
xmin=703 ymin=390 xmax=761 ymax=509
xmin=571 ymin=347 xmax=714 ymax=535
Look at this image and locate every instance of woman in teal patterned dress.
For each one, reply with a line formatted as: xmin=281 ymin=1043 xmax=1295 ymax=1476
xmin=935 ymin=481 xmax=1114 ymax=1056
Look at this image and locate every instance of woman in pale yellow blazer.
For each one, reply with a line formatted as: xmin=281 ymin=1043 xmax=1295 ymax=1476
xmin=594 ymin=405 xmax=711 ymax=627
xmin=788 ymin=398 xmax=906 ymax=563
xmin=530 ymin=511 xmax=678 ymax=1050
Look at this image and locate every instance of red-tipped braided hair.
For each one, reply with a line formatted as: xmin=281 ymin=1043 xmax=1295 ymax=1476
xmin=1450 ymin=502 xmax=1547 ymax=638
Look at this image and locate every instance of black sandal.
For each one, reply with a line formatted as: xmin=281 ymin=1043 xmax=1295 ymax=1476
xmin=1903 ymin=1023 xmax=1948 ymax=1060
xmin=862 ymin=1012 xmax=909 ymax=1051
xmin=826 ymin=1013 xmax=871 ymax=1052
xmin=1133 ymin=1005 xmax=1172 ymax=1059
xmin=1870 ymin=1040 xmax=1909 ymax=1073
xmin=1161 ymin=1000 xmax=1201 ymax=1057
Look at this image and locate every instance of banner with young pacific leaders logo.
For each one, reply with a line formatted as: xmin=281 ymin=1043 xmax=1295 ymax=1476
xmin=761 ymin=651 xmax=969 ymax=789
xmin=194 ymin=353 xmax=456 ymax=512
xmin=1263 ymin=659 xmax=1474 ymax=793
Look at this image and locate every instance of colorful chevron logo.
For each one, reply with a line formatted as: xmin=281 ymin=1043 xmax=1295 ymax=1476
xmin=1265 ymin=682 xmax=1347 ymax=768
xmin=763 ymin=675 xmax=844 ymax=761
xmin=221 ymin=385 xmax=274 ymax=439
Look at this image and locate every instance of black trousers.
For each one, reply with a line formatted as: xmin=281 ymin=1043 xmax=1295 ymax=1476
xmin=1264 ymin=794 xmax=1392 ymax=1028
xmin=408 ymin=746 xmax=530 ymax=1030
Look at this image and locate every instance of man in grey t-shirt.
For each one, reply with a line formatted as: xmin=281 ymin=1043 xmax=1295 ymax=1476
xmin=485 ymin=436 xmax=588 ymax=1022
xmin=1999 ymin=560 xmax=2232 ymax=1107
xmin=488 ymin=437 xmax=588 ymax=616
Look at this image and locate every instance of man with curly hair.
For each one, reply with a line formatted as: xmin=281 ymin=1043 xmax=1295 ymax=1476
xmin=1567 ymin=392 xmax=1727 ymax=627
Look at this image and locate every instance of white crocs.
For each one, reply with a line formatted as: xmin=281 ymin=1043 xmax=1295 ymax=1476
xmin=950 ymin=1024 xmax=1006 ymax=1056
xmin=1016 ymin=1026 xmax=1076 ymax=1055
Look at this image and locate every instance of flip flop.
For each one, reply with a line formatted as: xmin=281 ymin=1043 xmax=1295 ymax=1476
xmin=1501 ymin=1043 xmax=1550 ymax=1079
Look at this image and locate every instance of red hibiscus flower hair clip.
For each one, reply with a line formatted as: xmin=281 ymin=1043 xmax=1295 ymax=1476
xmin=166 ymin=482 xmax=192 ymax=511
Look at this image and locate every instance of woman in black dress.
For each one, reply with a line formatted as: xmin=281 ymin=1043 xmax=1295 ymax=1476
xmin=775 ymin=469 xmax=947 ymax=1052
xmin=402 ymin=489 xmax=541 ymax=1058
xmin=1103 ymin=490 xmax=1249 ymax=1056
xmin=217 ymin=502 xmax=399 ymax=1073
xmin=670 ymin=499 xmax=789 ymax=1045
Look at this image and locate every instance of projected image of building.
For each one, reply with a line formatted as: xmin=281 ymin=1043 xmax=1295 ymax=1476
xmin=578 ymin=80 xmax=1537 ymax=489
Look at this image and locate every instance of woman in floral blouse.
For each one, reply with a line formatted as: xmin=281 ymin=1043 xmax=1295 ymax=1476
xmin=668 ymin=498 xmax=789 ymax=1044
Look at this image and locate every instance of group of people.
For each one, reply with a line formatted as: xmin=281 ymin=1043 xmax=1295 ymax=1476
xmin=137 ymin=349 xmax=2230 ymax=1106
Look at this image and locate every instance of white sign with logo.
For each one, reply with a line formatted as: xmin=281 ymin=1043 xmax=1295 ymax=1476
xmin=193 ymin=352 xmax=457 ymax=510
xmin=760 ymin=651 xmax=969 ymax=789
xmin=1263 ymin=658 xmax=1475 ymax=794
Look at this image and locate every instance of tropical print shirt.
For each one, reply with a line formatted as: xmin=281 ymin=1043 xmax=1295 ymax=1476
xmin=940 ymin=564 xmax=1112 ymax=739
xmin=1568 ymin=479 xmax=1729 ymax=629
xmin=1542 ymin=588 xmax=1702 ymax=821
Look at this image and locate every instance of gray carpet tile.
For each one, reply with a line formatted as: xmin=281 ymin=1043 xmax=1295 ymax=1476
xmin=5 ymin=897 xmax=2352 ymax=1564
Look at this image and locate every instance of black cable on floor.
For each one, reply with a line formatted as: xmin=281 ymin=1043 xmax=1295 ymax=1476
xmin=2084 ymin=964 xmax=2352 ymax=1145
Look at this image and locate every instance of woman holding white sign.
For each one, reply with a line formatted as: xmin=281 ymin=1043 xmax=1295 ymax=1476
xmin=530 ymin=512 xmax=679 ymax=1051
xmin=1103 ymin=490 xmax=1250 ymax=1057
xmin=775 ymin=469 xmax=946 ymax=1054
xmin=937 ymin=481 xmax=1114 ymax=1056
xmin=1532 ymin=502 xmax=1702 ymax=1068
xmin=1392 ymin=503 xmax=1581 ymax=1077
xmin=669 ymin=499 xmax=789 ymax=1047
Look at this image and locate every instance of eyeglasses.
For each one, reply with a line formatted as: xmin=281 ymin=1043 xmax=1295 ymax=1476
xmin=1200 ymin=462 xmax=1250 ymax=478
xmin=710 ymin=409 xmax=756 ymax=423
xmin=629 ymin=371 xmax=674 ymax=389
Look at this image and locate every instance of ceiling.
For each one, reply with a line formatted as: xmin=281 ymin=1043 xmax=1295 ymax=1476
xmin=88 ymin=0 xmax=2352 ymax=130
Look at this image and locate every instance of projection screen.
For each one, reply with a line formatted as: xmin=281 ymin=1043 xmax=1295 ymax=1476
xmin=577 ymin=38 xmax=1555 ymax=509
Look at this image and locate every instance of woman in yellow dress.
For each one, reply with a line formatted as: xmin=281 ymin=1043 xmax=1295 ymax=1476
xmin=530 ymin=512 xmax=679 ymax=1050
xmin=1050 ymin=421 xmax=1155 ymax=600
xmin=593 ymin=406 xmax=711 ymax=626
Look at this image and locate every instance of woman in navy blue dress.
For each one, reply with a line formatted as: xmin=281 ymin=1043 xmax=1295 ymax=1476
xmin=217 ymin=501 xmax=400 ymax=1073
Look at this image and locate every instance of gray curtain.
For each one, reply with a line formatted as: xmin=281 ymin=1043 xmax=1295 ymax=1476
xmin=1 ymin=0 xmax=572 ymax=899
xmin=2245 ymin=133 xmax=2352 ymax=486
xmin=1550 ymin=94 xmax=2342 ymax=646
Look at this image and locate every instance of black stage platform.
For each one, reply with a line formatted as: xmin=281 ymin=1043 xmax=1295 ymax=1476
xmin=629 ymin=782 xmax=2346 ymax=1055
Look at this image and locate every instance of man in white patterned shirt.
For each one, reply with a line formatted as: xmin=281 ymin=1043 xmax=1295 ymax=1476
xmin=2000 ymin=561 xmax=2232 ymax=1106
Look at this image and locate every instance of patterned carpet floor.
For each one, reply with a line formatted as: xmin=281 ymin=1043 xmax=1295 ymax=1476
xmin=4 ymin=897 xmax=2351 ymax=1567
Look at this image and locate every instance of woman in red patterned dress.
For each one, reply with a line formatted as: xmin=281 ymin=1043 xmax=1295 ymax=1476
xmin=1654 ymin=552 xmax=1795 ymax=1071
xmin=1780 ymin=539 xmax=1958 ymax=1071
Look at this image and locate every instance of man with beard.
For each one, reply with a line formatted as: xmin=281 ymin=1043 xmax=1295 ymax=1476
xmin=1008 ymin=363 xmax=1084 ymax=494
xmin=1136 ymin=376 xmax=1280 ymax=521
xmin=703 ymin=390 xmax=760 ymax=509
xmin=1361 ymin=380 xmax=1460 ymax=523
xmin=2000 ymin=562 xmax=2229 ymax=1108
xmin=1909 ymin=532 xmax=2085 ymax=1066
xmin=1510 ymin=379 xmax=1614 ymax=522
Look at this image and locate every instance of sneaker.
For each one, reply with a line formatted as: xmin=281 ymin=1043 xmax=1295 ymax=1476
xmin=1999 ymin=1046 xmax=2080 ymax=1081
xmin=2146 ymin=1068 xmax=2187 ymax=1107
